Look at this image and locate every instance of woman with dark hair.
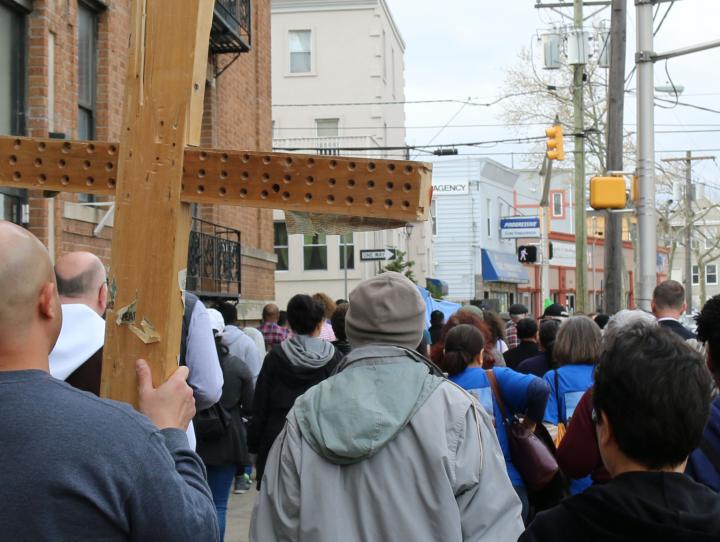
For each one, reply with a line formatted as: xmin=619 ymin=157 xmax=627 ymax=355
xmin=483 ymin=310 xmax=509 ymax=354
xmin=430 ymin=310 xmax=496 ymax=370
xmin=247 ymin=294 xmax=343 ymax=489
xmin=446 ymin=324 xmax=550 ymax=523
xmin=517 ymin=319 xmax=561 ymax=377
xmin=312 ymin=292 xmax=337 ymax=342
xmin=330 ymin=304 xmax=351 ymax=356
xmin=428 ymin=310 xmax=445 ymax=345
xmin=196 ymin=309 xmax=254 ymax=541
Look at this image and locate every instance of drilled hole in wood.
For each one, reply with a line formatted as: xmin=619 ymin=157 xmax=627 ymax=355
xmin=38 ymin=142 xmax=46 ymax=151
xmin=402 ymin=201 xmax=411 ymax=209
xmin=260 ymin=190 xmax=269 ymax=199
xmin=219 ymin=187 xmax=227 ymax=196
xmin=83 ymin=160 xmax=91 ymax=169
xmin=347 ymin=179 xmax=356 ymax=188
xmin=58 ymin=159 xmax=66 ymax=168
xmin=368 ymin=162 xmax=376 ymax=172
xmin=403 ymin=182 xmax=412 ymax=192
xmin=328 ymin=178 xmax=337 ymax=187
xmin=86 ymin=177 xmax=95 ymax=187
xmin=385 ymin=199 xmax=393 ymax=208
xmin=12 ymin=171 xmax=21 ymax=180
xmin=108 ymin=179 xmax=116 ymax=188
xmin=272 ymin=184 xmax=281 ymax=193
xmin=306 ymin=176 xmax=314 ymax=185
xmin=9 ymin=155 xmax=17 ymax=165
xmin=305 ymin=193 xmax=313 ymax=202
xmin=198 ymin=169 xmax=206 ymax=178
xmin=34 ymin=158 xmax=42 ymax=167
xmin=241 ymin=171 xmax=249 ymax=180
xmin=87 ymin=144 xmax=95 ymax=154
xmin=221 ymin=153 xmax=229 ymax=162
xmin=327 ymin=194 xmax=336 ymax=204
xmin=262 ymin=156 xmax=272 ymax=164
xmin=344 ymin=161 xmax=356 ymax=172
xmin=240 ymin=188 xmax=248 ymax=197
xmin=106 ymin=162 xmax=114 ymax=171
xmin=307 ymin=158 xmax=315 ymax=167
xmin=282 ymin=192 xmax=291 ymax=200
xmin=329 ymin=160 xmax=338 ymax=169
xmin=242 ymin=153 xmax=250 ymax=163
xmin=388 ymin=164 xmax=396 ymax=172
xmin=38 ymin=174 xmax=47 ymax=183
xmin=285 ymin=157 xmax=293 ymax=166
xmin=404 ymin=165 xmax=413 ymax=174
xmin=197 ymin=185 xmax=205 ymax=194
xmin=199 ymin=151 xmax=208 ymax=161
xmin=386 ymin=182 xmax=395 ymax=191
xmin=220 ymin=170 xmax=228 ymax=179
xmin=262 ymin=173 xmax=270 ymax=182
xmin=61 ymin=175 xmax=69 ymax=185
xmin=62 ymin=142 xmax=71 ymax=153
xmin=108 ymin=145 xmax=117 ymax=155
xmin=365 ymin=197 xmax=374 ymax=206
xmin=345 ymin=196 xmax=354 ymax=205
xmin=159 ymin=120 xmax=165 ymax=127
xmin=283 ymin=174 xmax=292 ymax=183
xmin=367 ymin=180 xmax=375 ymax=189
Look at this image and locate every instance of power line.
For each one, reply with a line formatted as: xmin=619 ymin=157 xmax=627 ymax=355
xmin=272 ymin=91 xmax=552 ymax=108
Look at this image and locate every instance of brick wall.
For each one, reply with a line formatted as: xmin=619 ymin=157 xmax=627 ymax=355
xmin=22 ymin=0 xmax=275 ymax=300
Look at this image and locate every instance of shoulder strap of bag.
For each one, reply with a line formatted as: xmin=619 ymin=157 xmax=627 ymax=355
xmin=554 ymin=369 xmax=563 ymax=424
xmin=485 ymin=369 xmax=511 ymax=424
xmin=699 ymin=437 xmax=720 ymax=472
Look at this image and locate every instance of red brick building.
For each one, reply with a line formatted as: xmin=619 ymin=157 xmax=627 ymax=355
xmin=1 ymin=0 xmax=276 ymax=320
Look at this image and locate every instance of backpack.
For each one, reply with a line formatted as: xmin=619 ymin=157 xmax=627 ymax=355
xmin=195 ymin=401 xmax=232 ymax=441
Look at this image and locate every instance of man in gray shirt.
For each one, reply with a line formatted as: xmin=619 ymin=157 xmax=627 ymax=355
xmin=0 ymin=221 xmax=219 ymax=541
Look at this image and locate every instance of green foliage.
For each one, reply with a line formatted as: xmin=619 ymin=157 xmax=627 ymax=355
xmin=383 ymin=250 xmax=416 ymax=283
xmin=426 ymin=281 xmax=445 ymax=300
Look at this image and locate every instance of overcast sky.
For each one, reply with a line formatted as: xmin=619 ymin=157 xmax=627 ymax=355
xmin=390 ymin=0 xmax=720 ymax=186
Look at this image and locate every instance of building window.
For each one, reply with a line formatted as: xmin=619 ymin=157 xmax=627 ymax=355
xmin=0 ymin=189 xmax=23 ymax=225
xmin=289 ymin=29 xmax=311 ymax=74
xmin=486 ymin=198 xmax=492 ymax=238
xmin=0 ymin=2 xmax=26 ymax=136
xmin=690 ymin=238 xmax=700 ymax=250
xmin=303 ymin=233 xmax=327 ymax=270
xmin=552 ymin=192 xmax=564 ymax=218
xmin=273 ymin=221 xmax=289 ymax=271
xmin=339 ymin=233 xmax=354 ymax=270
xmin=431 ymin=199 xmax=438 ymax=236
xmin=78 ymin=3 xmax=98 ymax=140
xmin=707 ymin=264 xmax=718 ymax=285
xmin=692 ymin=265 xmax=699 ymax=285
xmin=315 ymin=118 xmax=339 ymax=137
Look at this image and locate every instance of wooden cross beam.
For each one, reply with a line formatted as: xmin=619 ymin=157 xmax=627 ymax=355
xmin=0 ymin=0 xmax=432 ymax=407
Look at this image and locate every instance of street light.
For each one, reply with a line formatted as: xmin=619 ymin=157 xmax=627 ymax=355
xmin=404 ymin=223 xmax=415 ymax=239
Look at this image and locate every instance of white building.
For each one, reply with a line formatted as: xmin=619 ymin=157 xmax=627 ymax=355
xmin=431 ymin=159 xmax=530 ymax=311
xmin=270 ymin=0 xmax=431 ymax=308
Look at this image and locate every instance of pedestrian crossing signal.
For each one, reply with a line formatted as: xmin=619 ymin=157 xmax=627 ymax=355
xmin=518 ymin=245 xmax=537 ymax=263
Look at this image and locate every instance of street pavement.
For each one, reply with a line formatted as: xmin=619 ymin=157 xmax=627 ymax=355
xmin=225 ymin=489 xmax=258 ymax=541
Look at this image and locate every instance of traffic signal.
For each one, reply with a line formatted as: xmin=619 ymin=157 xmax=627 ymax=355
xmin=518 ymin=245 xmax=538 ymax=263
xmin=545 ymin=124 xmax=565 ymax=161
xmin=590 ymin=176 xmax=627 ymax=210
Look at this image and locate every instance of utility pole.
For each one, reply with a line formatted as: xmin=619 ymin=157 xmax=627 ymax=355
xmin=573 ymin=0 xmax=587 ymax=313
xmin=603 ymin=0 xmax=626 ymax=315
xmin=540 ymin=156 xmax=553 ymax=311
xmin=661 ymin=152 xmax=715 ymax=311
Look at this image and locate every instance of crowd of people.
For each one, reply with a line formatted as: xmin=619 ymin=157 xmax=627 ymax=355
xmin=2 ymin=219 xmax=720 ymax=541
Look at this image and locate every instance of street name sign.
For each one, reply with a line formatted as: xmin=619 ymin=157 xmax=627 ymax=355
xmin=500 ymin=216 xmax=541 ymax=239
xmin=360 ymin=249 xmax=397 ymax=262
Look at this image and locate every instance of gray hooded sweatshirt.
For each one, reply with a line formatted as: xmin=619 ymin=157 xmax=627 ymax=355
xmin=250 ymin=344 xmax=523 ymax=542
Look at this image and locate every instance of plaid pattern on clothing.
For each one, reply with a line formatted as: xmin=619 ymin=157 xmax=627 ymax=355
xmin=505 ymin=321 xmax=519 ymax=350
xmin=258 ymin=322 xmax=289 ymax=348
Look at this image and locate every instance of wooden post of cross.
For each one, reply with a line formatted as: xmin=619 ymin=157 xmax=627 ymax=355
xmin=0 ymin=0 xmax=432 ymax=407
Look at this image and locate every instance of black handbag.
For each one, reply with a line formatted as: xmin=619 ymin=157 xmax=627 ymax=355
xmin=486 ymin=370 xmax=559 ymax=491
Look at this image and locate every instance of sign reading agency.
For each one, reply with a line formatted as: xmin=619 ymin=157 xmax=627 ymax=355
xmin=432 ymin=179 xmax=469 ymax=196
xmin=500 ymin=216 xmax=541 ymax=239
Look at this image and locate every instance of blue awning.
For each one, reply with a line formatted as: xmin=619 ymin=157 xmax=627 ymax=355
xmin=481 ymin=249 xmax=530 ymax=284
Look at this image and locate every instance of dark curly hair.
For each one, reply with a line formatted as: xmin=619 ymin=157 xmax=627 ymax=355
xmin=431 ymin=311 xmax=493 ymax=371
xmin=696 ymin=295 xmax=720 ymax=385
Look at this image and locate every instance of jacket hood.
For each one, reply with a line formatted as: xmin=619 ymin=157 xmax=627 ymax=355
xmin=561 ymin=471 xmax=720 ymax=540
xmin=294 ymin=344 xmax=444 ymax=465
xmin=220 ymin=325 xmax=245 ymax=346
xmin=281 ymin=334 xmax=336 ymax=369
xmin=49 ymin=304 xmax=105 ymax=381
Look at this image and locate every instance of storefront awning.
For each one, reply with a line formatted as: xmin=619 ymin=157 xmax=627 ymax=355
xmin=481 ymin=249 xmax=530 ymax=284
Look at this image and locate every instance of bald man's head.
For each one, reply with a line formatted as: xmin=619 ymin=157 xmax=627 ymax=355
xmin=55 ymin=251 xmax=108 ymax=315
xmin=0 ymin=221 xmax=61 ymax=363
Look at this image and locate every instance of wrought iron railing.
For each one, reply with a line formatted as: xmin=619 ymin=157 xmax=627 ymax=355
xmin=210 ymin=0 xmax=251 ymax=55
xmin=187 ymin=218 xmax=242 ymax=299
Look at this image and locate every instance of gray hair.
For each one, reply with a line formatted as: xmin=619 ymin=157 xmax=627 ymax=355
xmin=603 ymin=310 xmax=658 ymax=348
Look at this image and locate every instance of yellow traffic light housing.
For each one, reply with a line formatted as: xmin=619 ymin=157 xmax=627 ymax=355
xmin=590 ymin=176 xmax=627 ymax=210
xmin=546 ymin=124 xmax=565 ymax=161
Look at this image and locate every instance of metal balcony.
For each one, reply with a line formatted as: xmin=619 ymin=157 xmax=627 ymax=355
xmin=187 ymin=218 xmax=242 ymax=301
xmin=210 ymin=0 xmax=251 ymax=55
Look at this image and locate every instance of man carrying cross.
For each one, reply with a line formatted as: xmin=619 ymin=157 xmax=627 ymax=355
xmin=0 ymin=221 xmax=219 ymax=541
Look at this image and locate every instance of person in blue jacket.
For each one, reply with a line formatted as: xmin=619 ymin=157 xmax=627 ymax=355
xmin=686 ymin=294 xmax=720 ymax=490
xmin=444 ymin=324 xmax=550 ymax=523
xmin=543 ymin=315 xmax=601 ymax=495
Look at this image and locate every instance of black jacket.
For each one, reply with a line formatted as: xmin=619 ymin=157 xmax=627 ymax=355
xmin=659 ymin=319 xmax=697 ymax=340
xmin=503 ymin=341 xmax=540 ymax=370
xmin=521 ymin=471 xmax=720 ymax=542
xmin=247 ymin=344 xmax=342 ymax=488
xmin=195 ymin=353 xmax=254 ymax=466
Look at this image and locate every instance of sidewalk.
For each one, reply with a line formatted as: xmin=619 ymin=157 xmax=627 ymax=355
xmin=225 ymin=489 xmax=258 ymax=542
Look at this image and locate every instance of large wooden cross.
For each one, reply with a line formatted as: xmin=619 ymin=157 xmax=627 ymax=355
xmin=0 ymin=0 xmax=431 ymax=406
